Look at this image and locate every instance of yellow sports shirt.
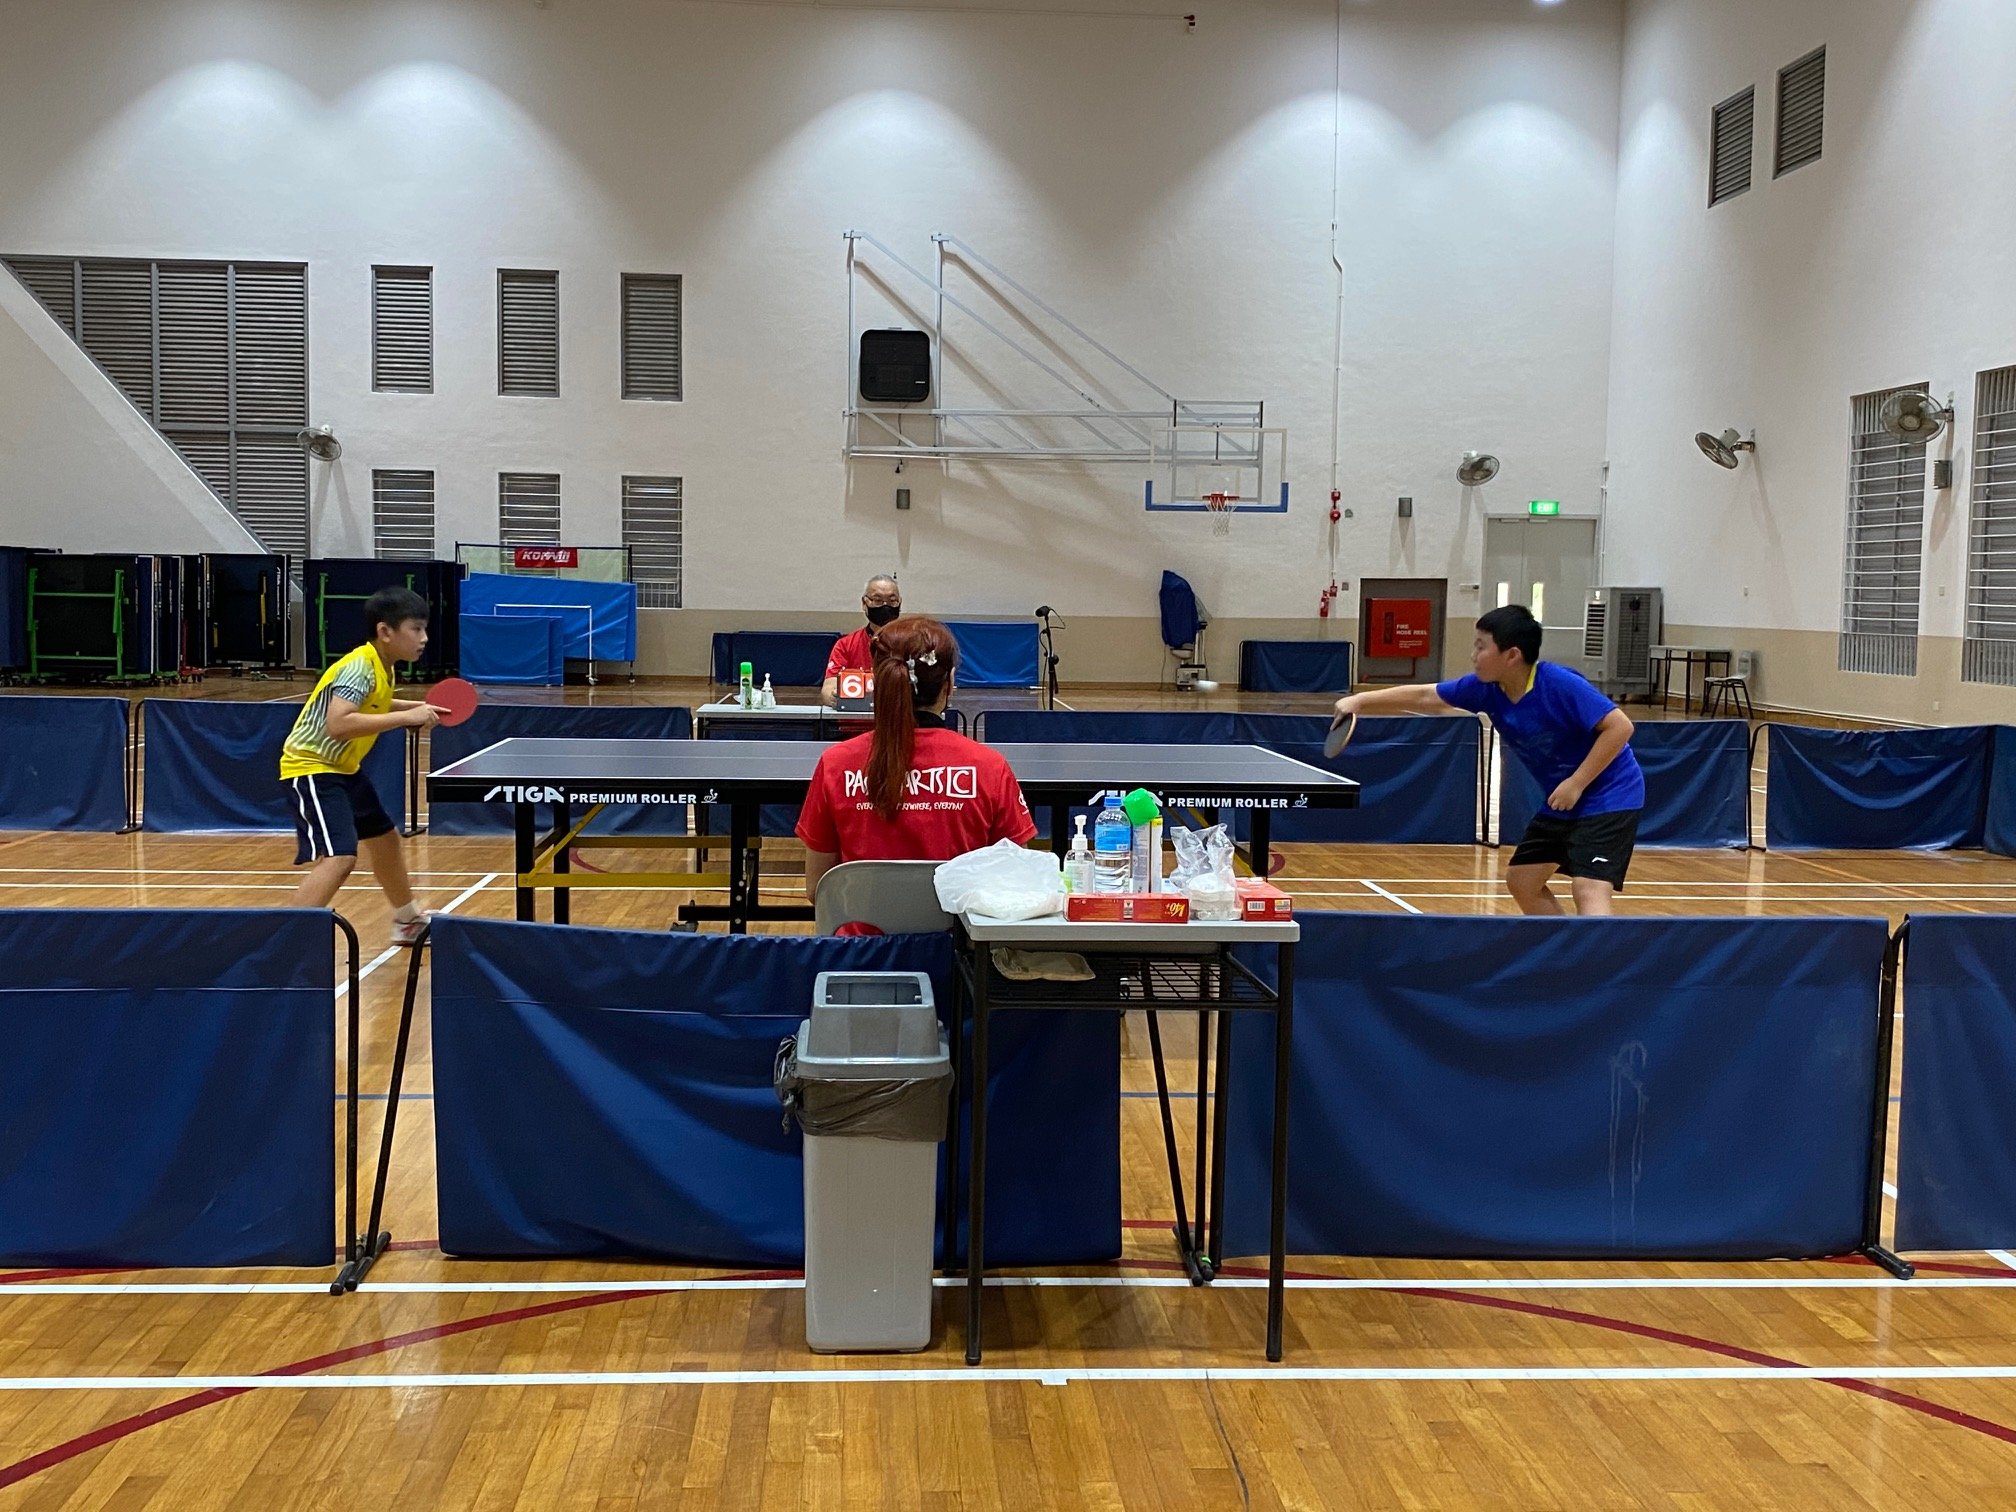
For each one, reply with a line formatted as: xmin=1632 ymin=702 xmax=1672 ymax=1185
xmin=279 ymin=644 xmax=395 ymax=778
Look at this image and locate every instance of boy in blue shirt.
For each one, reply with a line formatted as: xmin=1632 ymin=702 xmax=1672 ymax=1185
xmin=1335 ymin=605 xmax=1644 ymax=915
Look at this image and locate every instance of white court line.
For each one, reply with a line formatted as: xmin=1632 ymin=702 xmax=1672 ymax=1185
xmin=7 ymin=1275 xmax=2010 ymax=1297
xmin=1266 ymin=883 xmax=2016 ymax=895
xmin=1884 ymin=1182 xmax=1901 ymax=1200
xmin=6 ymin=1365 xmax=2016 ymax=1391
xmin=1988 ymin=1251 xmax=2016 ymax=1273
xmin=4 ymin=884 xmax=475 ymax=893
xmin=335 ymin=872 xmax=494 ymax=1000
xmin=1359 ymin=880 xmax=1422 ymax=914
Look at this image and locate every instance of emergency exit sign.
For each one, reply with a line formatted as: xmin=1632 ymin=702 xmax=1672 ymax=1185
xmin=1528 ymin=499 xmax=1561 ymax=516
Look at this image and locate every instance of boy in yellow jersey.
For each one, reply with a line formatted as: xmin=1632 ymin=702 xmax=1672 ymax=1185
xmin=282 ymin=586 xmax=443 ymax=944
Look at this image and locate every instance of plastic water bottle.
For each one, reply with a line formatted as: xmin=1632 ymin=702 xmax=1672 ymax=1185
xmin=738 ymin=661 xmax=754 ymax=709
xmin=1093 ymin=795 xmax=1132 ymax=893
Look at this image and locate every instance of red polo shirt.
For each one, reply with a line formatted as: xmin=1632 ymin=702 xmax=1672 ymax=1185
xmin=796 ymin=725 xmax=1037 ymax=861
xmin=824 ymin=628 xmax=875 ymax=682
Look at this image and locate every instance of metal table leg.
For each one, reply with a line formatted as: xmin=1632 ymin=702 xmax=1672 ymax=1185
xmin=514 ymin=803 xmax=536 ymax=922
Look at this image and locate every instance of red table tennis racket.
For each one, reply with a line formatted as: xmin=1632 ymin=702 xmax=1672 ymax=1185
xmin=426 ymin=676 xmax=481 ymax=727
xmin=1322 ymin=711 xmax=1357 ymax=760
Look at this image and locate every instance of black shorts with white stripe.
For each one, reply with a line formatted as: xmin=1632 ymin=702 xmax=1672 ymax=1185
xmin=287 ymin=771 xmax=395 ymax=865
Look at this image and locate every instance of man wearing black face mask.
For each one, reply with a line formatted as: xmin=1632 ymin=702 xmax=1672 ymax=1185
xmin=820 ymin=574 xmax=902 ymax=707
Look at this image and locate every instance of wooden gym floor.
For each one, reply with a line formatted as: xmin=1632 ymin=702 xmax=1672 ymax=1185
xmin=1 ymin=680 xmax=2013 ymax=1509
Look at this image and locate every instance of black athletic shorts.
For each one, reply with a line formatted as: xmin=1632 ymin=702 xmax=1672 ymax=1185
xmin=286 ymin=771 xmax=395 ymax=865
xmin=1509 ymin=807 xmax=1640 ymax=891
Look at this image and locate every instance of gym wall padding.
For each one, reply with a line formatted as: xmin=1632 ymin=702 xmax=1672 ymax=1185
xmin=0 ymin=695 xmax=129 ymax=831
xmin=141 ymin=700 xmax=406 ymax=833
xmin=459 ymin=573 xmax=638 ymax=663
xmin=429 ymin=917 xmax=1119 ymax=1268
xmin=1220 ymin=912 xmax=1887 ymax=1259
xmin=1498 ymin=717 xmax=1751 ymax=850
xmin=427 ymin=703 xmax=692 ymax=835
xmin=1765 ymin=723 xmax=1990 ymax=851
xmin=0 ymin=909 xmax=334 ymax=1268
xmin=1894 ymin=915 xmax=2016 ymax=1251
xmin=1238 ymin=639 xmax=1354 ymax=693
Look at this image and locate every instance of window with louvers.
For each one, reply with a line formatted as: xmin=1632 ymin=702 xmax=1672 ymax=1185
xmin=622 ymin=476 xmax=683 ymax=608
xmin=1709 ymin=87 xmax=1754 ymax=206
xmin=1839 ymin=384 xmax=1928 ymax=677
xmin=373 ymin=470 xmax=436 ymax=560
xmin=372 ymin=266 xmax=433 ymax=392
xmin=499 ymin=473 xmax=562 ymax=543
xmin=1775 ymin=47 xmax=1825 ymax=177
xmin=498 ymin=269 xmax=559 ymax=396
xmin=1963 ymin=366 xmax=2016 ymax=687
xmin=621 ymin=274 xmax=683 ymax=401
xmin=2 ymin=255 xmax=308 ymax=568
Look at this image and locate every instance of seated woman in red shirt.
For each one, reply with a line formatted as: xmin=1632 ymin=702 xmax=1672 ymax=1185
xmin=797 ymin=615 xmax=1037 ymax=899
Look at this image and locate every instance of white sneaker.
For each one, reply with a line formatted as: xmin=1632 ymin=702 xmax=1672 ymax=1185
xmin=389 ymin=911 xmax=438 ymax=947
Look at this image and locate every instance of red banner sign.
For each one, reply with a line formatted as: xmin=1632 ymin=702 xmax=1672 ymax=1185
xmin=512 ymin=546 xmax=579 ymax=570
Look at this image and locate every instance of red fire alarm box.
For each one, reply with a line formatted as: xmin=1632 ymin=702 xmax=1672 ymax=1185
xmin=1368 ymin=598 xmax=1433 ymax=659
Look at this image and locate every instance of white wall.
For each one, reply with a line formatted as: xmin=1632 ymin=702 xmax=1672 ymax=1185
xmin=0 ymin=274 xmax=266 ymax=555
xmin=0 ymin=0 xmax=1621 ymax=675
xmin=1605 ymin=0 xmax=2016 ymax=720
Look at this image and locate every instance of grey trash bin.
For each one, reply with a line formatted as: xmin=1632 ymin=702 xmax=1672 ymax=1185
xmin=777 ymin=971 xmax=951 ymax=1353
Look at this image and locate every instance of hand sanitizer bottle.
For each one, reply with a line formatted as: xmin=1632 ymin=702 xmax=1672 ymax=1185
xmin=1065 ymin=814 xmax=1096 ymax=894
xmin=759 ymin=674 xmax=776 ymax=709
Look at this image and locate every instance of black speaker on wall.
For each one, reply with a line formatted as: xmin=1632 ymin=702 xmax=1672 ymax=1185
xmin=858 ymin=328 xmax=932 ymax=403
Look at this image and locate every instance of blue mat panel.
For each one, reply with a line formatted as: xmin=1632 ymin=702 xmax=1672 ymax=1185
xmin=428 ymin=704 xmax=692 ymax=836
xmin=1766 ymin=724 xmax=1990 ymax=851
xmin=1499 ymin=718 xmax=1750 ymax=850
xmin=142 ymin=700 xmax=406 ymax=833
xmin=1232 ymin=713 xmax=1477 ymax=845
xmin=0 ymin=695 xmax=128 ymax=831
xmin=711 ymin=632 xmax=836 ymax=688
xmin=942 ymin=621 xmax=1038 ymax=689
xmin=430 ymin=918 xmax=1119 ymax=1267
xmin=1239 ymin=640 xmax=1354 ymax=694
xmin=460 ymin=573 xmax=637 ymax=663
xmin=1895 ymin=915 xmax=2016 ymax=1251
xmin=0 ymin=909 xmax=334 ymax=1268
xmin=1988 ymin=727 xmax=2016 ymax=861
xmin=461 ymin=615 xmax=563 ymax=685
xmin=1221 ymin=913 xmax=1885 ymax=1258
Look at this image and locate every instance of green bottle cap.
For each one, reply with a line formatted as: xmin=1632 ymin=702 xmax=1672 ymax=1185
xmin=1121 ymin=788 xmax=1160 ymax=825
xmin=739 ymin=661 xmax=753 ymax=676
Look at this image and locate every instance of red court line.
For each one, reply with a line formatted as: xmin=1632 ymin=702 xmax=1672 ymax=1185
xmin=0 ymin=1267 xmax=140 ymax=1286
xmin=0 ymin=1269 xmax=797 ymax=1491
xmin=1117 ymin=1257 xmax=2016 ymax=1449
xmin=7 ymin=1256 xmax=2015 ymax=1491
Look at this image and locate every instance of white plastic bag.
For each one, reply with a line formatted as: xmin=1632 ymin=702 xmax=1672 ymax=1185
xmin=1170 ymin=824 xmax=1240 ymax=921
xmin=933 ymin=840 xmax=1065 ymax=920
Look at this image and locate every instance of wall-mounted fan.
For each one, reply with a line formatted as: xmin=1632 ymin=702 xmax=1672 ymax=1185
xmin=1456 ymin=451 xmax=1500 ymax=486
xmin=1879 ymin=391 xmax=1953 ymax=445
xmin=1694 ymin=428 xmax=1756 ymax=469
xmin=295 ymin=425 xmax=342 ymax=462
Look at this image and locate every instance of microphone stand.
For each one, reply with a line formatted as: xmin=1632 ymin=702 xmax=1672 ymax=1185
xmin=1035 ymin=608 xmax=1063 ymax=710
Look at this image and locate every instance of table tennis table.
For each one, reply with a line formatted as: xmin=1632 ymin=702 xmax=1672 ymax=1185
xmin=428 ymin=737 xmax=1361 ymax=930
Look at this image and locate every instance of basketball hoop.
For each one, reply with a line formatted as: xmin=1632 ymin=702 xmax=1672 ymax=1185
xmin=1205 ymin=489 xmax=1238 ymax=538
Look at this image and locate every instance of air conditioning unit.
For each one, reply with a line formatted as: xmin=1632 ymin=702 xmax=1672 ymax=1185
xmin=1583 ymin=587 xmax=1663 ymax=699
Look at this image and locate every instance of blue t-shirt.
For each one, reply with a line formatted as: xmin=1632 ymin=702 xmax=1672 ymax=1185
xmin=1436 ymin=661 xmax=1645 ymax=818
